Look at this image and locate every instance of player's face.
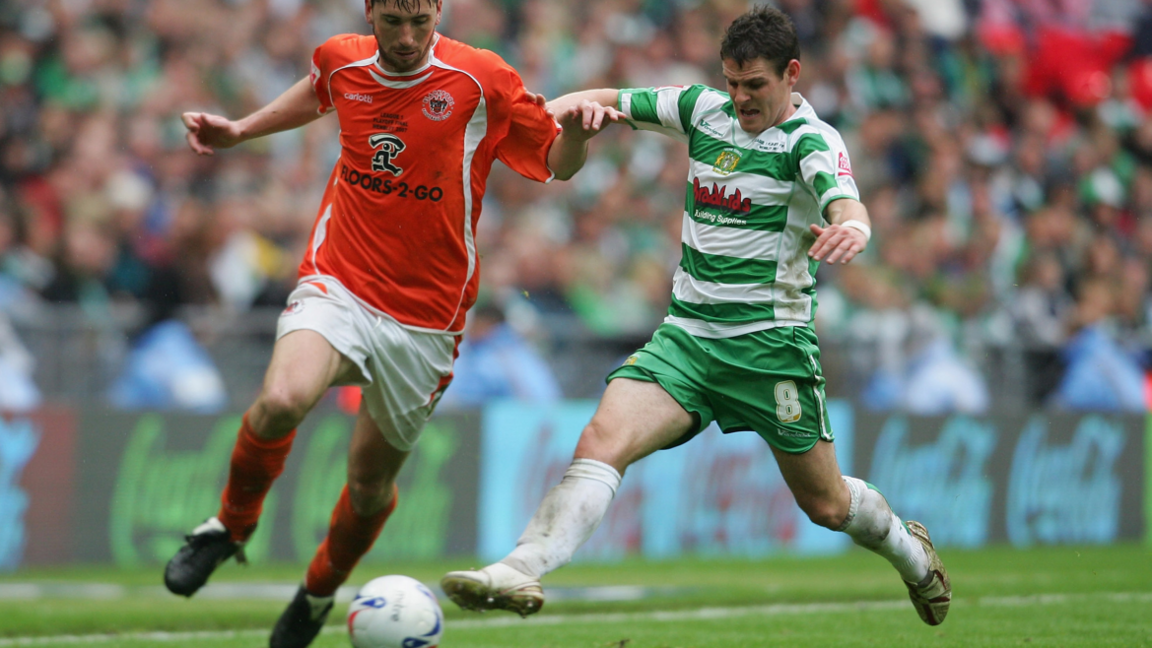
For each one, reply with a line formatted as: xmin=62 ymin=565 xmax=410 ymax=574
xmin=366 ymin=0 xmax=442 ymax=73
xmin=721 ymin=57 xmax=800 ymax=135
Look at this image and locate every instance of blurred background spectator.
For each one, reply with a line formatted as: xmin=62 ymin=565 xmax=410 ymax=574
xmin=3 ymin=0 xmax=1152 ymax=413
xmin=0 ymin=313 xmax=39 ymax=412
xmin=438 ymin=302 xmax=562 ymax=409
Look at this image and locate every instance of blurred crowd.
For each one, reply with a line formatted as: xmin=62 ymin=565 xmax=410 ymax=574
xmin=2 ymin=0 xmax=1152 ymax=412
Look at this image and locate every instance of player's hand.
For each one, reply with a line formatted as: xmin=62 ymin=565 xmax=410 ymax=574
xmin=808 ymin=223 xmax=867 ymax=264
xmin=555 ymin=100 xmax=624 ymax=141
xmin=182 ymin=112 xmax=244 ymax=156
xmin=525 ymin=90 xmax=557 ymax=118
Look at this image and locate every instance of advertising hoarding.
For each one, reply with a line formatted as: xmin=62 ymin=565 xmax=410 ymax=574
xmin=74 ymin=408 xmax=480 ymax=565
xmin=480 ymin=405 xmax=1148 ymax=560
xmin=478 ymin=400 xmax=855 ymax=562
xmin=5 ymin=403 xmax=1148 ymax=568
xmin=855 ymin=412 xmax=1146 ymax=547
xmin=2 ymin=408 xmax=75 ymax=568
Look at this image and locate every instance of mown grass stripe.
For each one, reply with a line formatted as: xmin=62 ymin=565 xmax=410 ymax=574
xmin=3 ymin=592 xmax=1149 ymax=644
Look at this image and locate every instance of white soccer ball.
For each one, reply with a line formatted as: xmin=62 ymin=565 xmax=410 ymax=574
xmin=347 ymin=575 xmax=444 ymax=648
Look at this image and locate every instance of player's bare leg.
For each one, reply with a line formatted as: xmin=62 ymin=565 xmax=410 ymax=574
xmin=165 ymin=330 xmax=358 ymax=597
xmin=442 ymin=378 xmax=693 ymax=616
xmin=772 ymin=442 xmax=950 ymax=625
xmin=272 ymin=403 xmax=409 ymax=648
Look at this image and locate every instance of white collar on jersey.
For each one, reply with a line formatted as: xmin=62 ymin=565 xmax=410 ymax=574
xmin=372 ymin=33 xmax=440 ymax=78
xmin=785 ymin=92 xmax=815 ymax=122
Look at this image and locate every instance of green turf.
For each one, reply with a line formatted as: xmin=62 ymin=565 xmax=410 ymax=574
xmin=2 ymin=545 xmax=1150 ymax=647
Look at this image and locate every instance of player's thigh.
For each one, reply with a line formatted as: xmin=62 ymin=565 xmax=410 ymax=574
xmin=770 ymin=440 xmax=850 ymax=527
xmin=258 ymin=280 xmax=372 ymax=431
xmin=347 ymin=403 xmax=410 ymax=515
xmin=575 ymin=377 xmax=695 ymax=474
xmin=260 ymin=328 xmax=358 ymax=412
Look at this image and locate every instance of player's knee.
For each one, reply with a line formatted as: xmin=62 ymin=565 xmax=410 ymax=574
xmin=796 ymin=494 xmax=846 ymax=530
xmin=255 ymin=385 xmax=311 ymax=431
xmin=574 ymin=419 xmax=626 ymax=467
xmin=347 ymin=477 xmax=393 ymax=517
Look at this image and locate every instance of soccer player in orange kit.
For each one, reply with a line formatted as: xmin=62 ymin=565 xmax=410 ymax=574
xmin=161 ymin=1 xmax=621 ymax=646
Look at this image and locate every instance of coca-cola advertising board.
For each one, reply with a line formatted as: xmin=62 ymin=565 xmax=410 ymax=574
xmin=72 ymin=408 xmax=480 ymax=565
xmin=855 ymin=412 xmax=1146 ymax=547
xmin=4 ymin=404 xmax=1149 ymax=568
xmin=478 ymin=404 xmax=1148 ymax=560
xmin=476 ymin=400 xmax=856 ymax=562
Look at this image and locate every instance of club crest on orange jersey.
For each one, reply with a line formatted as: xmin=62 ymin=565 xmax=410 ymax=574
xmin=422 ymin=89 xmax=454 ymax=121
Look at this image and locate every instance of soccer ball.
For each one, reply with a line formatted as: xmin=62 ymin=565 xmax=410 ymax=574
xmin=347 ymin=575 xmax=444 ymax=648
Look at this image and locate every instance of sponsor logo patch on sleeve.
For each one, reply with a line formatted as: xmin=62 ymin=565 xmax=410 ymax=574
xmin=837 ymin=151 xmax=853 ymax=177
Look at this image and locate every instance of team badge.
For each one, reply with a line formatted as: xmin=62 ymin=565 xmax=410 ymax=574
xmin=422 ymin=89 xmax=454 ymax=121
xmin=283 ymin=300 xmax=304 ymax=316
xmin=713 ymin=148 xmax=741 ymax=176
xmin=623 ymin=355 xmax=639 ymax=366
xmin=369 ymin=133 xmax=406 ymax=176
xmin=838 ymin=151 xmax=853 ymax=177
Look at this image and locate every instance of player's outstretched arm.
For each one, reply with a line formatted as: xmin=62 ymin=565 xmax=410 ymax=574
xmin=808 ymin=198 xmax=871 ymax=264
xmin=182 ymin=77 xmax=324 ymax=156
xmin=546 ymin=100 xmax=625 ymax=180
xmin=545 ymin=88 xmax=620 ymax=114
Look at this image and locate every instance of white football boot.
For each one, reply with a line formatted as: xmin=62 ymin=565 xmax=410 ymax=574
xmin=441 ymin=562 xmax=544 ymax=617
xmin=904 ymin=520 xmax=951 ymax=625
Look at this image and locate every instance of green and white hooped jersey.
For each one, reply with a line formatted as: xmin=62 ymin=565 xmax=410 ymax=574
xmin=619 ymin=86 xmax=859 ymax=339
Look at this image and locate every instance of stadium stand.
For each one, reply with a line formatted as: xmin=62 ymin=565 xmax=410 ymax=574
xmin=1 ymin=0 xmax=1151 ymax=412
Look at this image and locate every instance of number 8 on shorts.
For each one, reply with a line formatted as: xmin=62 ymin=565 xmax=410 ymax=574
xmin=775 ymin=380 xmax=802 ymax=423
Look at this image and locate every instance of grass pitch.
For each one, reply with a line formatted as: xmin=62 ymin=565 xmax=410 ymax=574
xmin=1 ymin=545 xmax=1149 ymax=647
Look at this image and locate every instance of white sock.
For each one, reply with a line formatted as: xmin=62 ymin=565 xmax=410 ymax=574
xmin=500 ymin=458 xmax=621 ymax=579
xmin=838 ymin=476 xmax=929 ymax=584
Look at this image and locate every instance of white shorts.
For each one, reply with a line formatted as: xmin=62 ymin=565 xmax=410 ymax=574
xmin=276 ymin=278 xmax=458 ymax=451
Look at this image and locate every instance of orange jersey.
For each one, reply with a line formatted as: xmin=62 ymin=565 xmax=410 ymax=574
xmin=301 ymin=34 xmax=559 ymax=333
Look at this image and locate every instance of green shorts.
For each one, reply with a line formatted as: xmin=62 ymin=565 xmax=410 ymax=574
xmin=607 ymin=323 xmax=833 ymax=454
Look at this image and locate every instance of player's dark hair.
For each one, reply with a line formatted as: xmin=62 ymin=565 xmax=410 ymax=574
xmin=720 ymin=5 xmax=800 ymax=77
xmin=370 ymin=0 xmax=438 ymax=10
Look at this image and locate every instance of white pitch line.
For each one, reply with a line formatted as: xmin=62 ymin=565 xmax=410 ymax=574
xmin=0 ymin=591 xmax=1149 ymax=646
xmin=0 ymin=629 xmax=272 ymax=646
xmin=449 ymin=591 xmax=1152 ymax=629
xmin=0 ymin=583 xmax=654 ymax=604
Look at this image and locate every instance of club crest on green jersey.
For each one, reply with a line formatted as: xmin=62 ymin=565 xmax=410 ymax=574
xmin=713 ymin=148 xmax=741 ymax=175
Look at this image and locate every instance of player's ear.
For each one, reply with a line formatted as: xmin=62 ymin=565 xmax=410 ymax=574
xmin=364 ymin=0 xmax=372 ymax=23
xmin=435 ymin=0 xmax=443 ymax=25
xmin=785 ymin=59 xmax=801 ymax=85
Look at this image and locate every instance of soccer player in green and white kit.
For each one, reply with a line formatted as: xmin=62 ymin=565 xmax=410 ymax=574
xmin=442 ymin=6 xmax=951 ymax=627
